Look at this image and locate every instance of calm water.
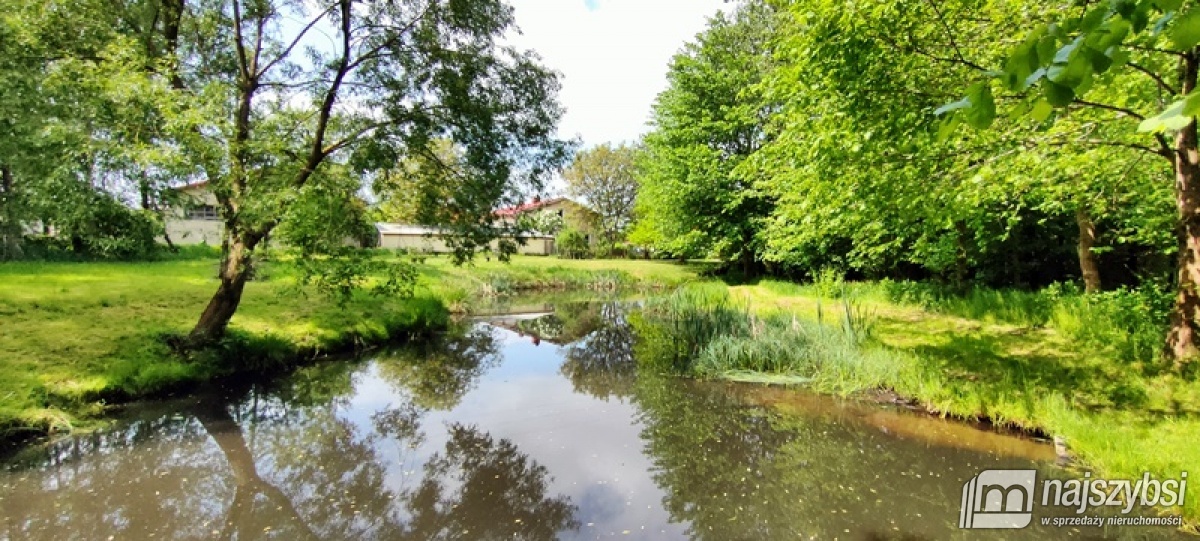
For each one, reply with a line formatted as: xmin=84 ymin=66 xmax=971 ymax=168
xmin=0 ymin=301 xmax=1190 ymax=540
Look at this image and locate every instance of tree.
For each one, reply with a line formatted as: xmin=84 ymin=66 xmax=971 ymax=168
xmin=562 ymin=143 xmax=639 ymax=255
xmin=938 ymin=0 xmax=1200 ymax=363
xmin=634 ymin=1 xmax=778 ymax=274
xmin=150 ymin=0 xmax=571 ymax=343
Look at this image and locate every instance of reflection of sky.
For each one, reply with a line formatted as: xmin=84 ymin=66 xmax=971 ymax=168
xmin=343 ymin=324 xmax=688 ymax=540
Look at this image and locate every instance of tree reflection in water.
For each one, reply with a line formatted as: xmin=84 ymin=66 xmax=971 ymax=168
xmin=559 ymin=302 xmax=638 ymax=401
xmin=375 ymin=325 xmax=502 ymax=410
xmin=402 ymin=424 xmax=579 ymax=540
xmin=0 ymin=324 xmax=578 ymax=541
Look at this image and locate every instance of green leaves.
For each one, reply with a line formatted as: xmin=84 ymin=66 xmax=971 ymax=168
xmin=1043 ymin=81 xmax=1076 ymax=107
xmin=1169 ymin=6 xmax=1200 ymax=49
xmin=936 ymin=82 xmax=995 ymax=129
xmin=1030 ymin=100 xmax=1055 ymax=122
xmin=964 ymin=82 xmax=997 ymax=129
xmin=1138 ymin=92 xmax=1200 ymax=132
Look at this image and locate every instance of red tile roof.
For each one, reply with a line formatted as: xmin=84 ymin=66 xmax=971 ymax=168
xmin=494 ymin=197 xmax=566 ymax=217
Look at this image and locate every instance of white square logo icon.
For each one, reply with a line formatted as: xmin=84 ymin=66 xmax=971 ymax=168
xmin=960 ymin=469 xmax=1037 ymax=529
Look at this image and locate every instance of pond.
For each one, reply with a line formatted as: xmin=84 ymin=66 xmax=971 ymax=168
xmin=0 ymin=300 xmax=1190 ymax=540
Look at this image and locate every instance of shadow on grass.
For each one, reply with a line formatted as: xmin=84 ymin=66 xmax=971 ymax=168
xmin=907 ymin=331 xmax=1150 ymax=412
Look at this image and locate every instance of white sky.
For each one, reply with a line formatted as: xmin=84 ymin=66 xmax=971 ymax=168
xmin=505 ymin=0 xmax=735 ymax=148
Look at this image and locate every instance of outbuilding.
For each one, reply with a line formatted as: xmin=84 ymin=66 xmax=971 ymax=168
xmin=374 ymin=223 xmax=555 ymax=256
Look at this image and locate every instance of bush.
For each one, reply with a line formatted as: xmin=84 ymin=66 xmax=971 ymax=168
xmin=556 ymin=228 xmax=590 ymax=259
xmin=18 ymin=194 xmax=161 ymax=261
xmin=811 ymin=266 xmax=846 ymax=299
xmin=1051 ymin=286 xmax=1172 ymax=365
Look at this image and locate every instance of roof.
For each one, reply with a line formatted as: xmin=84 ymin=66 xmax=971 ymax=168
xmin=172 ymin=180 xmax=210 ymax=192
xmin=375 ymin=223 xmax=447 ymax=235
xmin=375 ymin=223 xmax=553 ymax=239
xmin=493 ymin=197 xmax=568 ymax=217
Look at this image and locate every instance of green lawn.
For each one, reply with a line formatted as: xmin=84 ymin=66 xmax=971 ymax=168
xmin=0 ymin=258 xmax=446 ymax=438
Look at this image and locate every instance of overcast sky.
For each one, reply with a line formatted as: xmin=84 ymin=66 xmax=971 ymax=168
xmin=505 ymin=0 xmax=734 ymax=148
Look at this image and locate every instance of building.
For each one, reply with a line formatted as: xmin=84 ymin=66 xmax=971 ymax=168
xmin=494 ymin=196 xmax=600 ymax=245
xmin=375 ymin=223 xmax=555 ymax=255
xmin=164 ymin=181 xmax=223 ymax=245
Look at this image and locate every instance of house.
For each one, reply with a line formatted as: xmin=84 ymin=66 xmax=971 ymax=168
xmin=164 ymin=181 xmax=223 ymax=245
xmin=494 ymin=196 xmax=600 ymax=244
xmin=375 ymin=223 xmax=555 ymax=256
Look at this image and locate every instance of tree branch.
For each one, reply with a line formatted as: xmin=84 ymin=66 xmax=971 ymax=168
xmin=1070 ymin=99 xmax=1147 ymax=121
xmin=256 ymin=3 xmax=338 ymax=77
xmin=231 ymin=0 xmax=250 ymax=82
xmin=1127 ymin=61 xmax=1180 ymax=95
xmin=1127 ymin=44 xmax=1188 ymax=59
xmin=292 ymin=0 xmax=353 ymax=188
xmin=1039 ymin=137 xmax=1167 ymax=157
xmin=921 ymin=0 xmax=988 ymax=72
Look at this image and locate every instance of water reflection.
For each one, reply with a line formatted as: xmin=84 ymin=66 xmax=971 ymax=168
xmin=0 ymin=300 xmax=1190 ymax=540
xmin=0 ymin=325 xmax=577 ymax=540
xmin=560 ymin=302 xmax=637 ymax=401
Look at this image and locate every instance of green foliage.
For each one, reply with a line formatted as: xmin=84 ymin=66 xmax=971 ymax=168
xmin=5 ymin=0 xmax=574 ymax=339
xmin=634 ymin=1 xmax=778 ymax=266
xmin=555 ymin=228 xmax=590 ymax=259
xmin=1051 ymin=285 xmax=1173 ymax=366
xmin=519 ymin=209 xmax=565 ymax=236
xmin=810 ymin=267 xmax=846 ymax=299
xmin=293 ymin=249 xmax=420 ymax=305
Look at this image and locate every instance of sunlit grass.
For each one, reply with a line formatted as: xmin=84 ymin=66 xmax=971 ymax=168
xmin=0 ymin=257 xmax=448 ymax=440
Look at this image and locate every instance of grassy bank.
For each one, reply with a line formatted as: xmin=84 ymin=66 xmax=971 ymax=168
xmin=0 ymin=253 xmax=702 ymax=444
xmin=634 ymin=282 xmax=1200 ymax=526
xmin=415 ymin=254 xmax=707 ymax=308
xmin=0 ymin=257 xmax=449 ymax=443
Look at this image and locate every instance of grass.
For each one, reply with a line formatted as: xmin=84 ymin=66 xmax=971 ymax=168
xmin=0 ymin=257 xmax=450 ymax=443
xmin=635 ymin=281 xmax=1200 ymax=527
xmin=412 ymin=253 xmax=708 ymax=310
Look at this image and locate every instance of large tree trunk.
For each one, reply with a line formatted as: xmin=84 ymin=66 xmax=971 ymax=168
xmin=1075 ymin=208 xmax=1101 ymax=294
xmin=1167 ymin=52 xmax=1200 ymax=366
xmin=189 ymin=235 xmax=255 ymax=343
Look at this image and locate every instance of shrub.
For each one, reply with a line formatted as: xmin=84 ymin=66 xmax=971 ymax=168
xmin=556 ymin=228 xmax=590 ymax=259
xmin=811 ymin=266 xmax=846 ymax=299
xmin=1051 ymin=285 xmax=1172 ymax=365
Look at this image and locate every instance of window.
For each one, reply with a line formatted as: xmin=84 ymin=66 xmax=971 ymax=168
xmin=186 ymin=205 xmax=220 ymax=221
